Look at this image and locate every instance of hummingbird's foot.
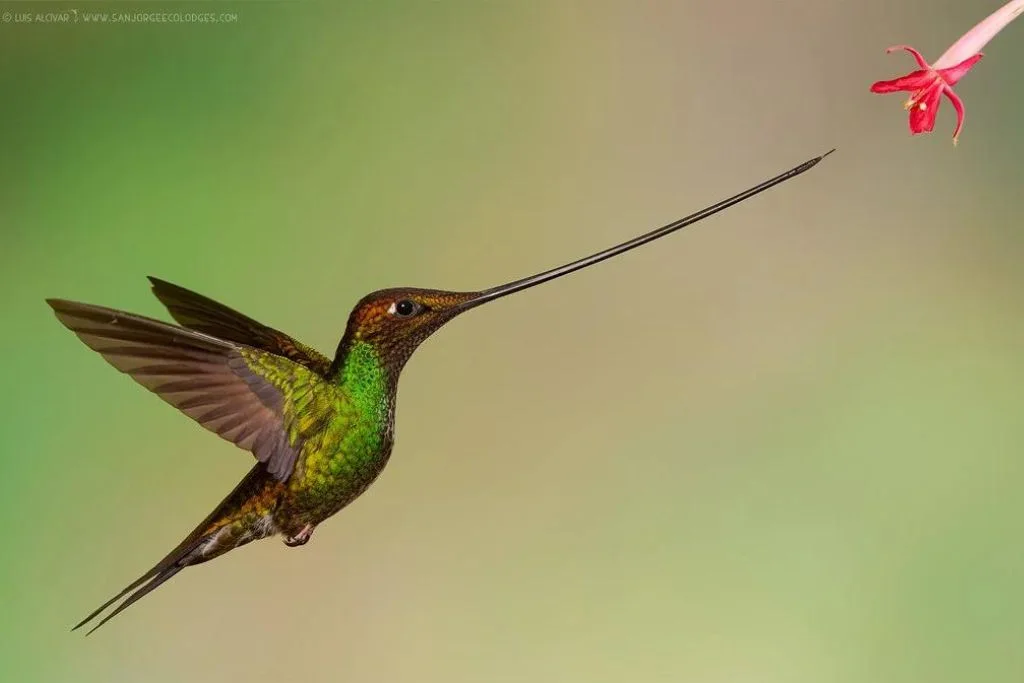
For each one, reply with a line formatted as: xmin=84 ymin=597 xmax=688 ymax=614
xmin=283 ymin=523 xmax=316 ymax=547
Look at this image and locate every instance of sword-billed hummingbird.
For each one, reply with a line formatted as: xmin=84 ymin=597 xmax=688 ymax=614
xmin=49 ymin=150 xmax=832 ymax=634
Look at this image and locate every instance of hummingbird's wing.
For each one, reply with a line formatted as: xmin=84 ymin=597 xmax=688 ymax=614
xmin=147 ymin=277 xmax=332 ymax=377
xmin=47 ymin=299 xmax=331 ymax=481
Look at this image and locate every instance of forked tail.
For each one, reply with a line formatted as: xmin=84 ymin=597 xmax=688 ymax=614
xmin=73 ymin=465 xmax=278 ymax=635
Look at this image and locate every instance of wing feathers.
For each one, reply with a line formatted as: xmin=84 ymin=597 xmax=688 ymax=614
xmin=48 ymin=299 xmax=305 ymax=481
xmin=148 ymin=277 xmax=333 ymax=376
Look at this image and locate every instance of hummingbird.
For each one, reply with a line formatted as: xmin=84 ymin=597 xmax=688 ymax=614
xmin=49 ymin=150 xmax=831 ymax=634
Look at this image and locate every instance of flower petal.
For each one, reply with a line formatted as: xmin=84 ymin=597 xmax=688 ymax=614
xmin=907 ymin=83 xmax=944 ymax=134
xmin=937 ymin=53 xmax=984 ymax=85
xmin=885 ymin=45 xmax=932 ymax=69
xmin=870 ymin=69 xmax=934 ymax=93
xmin=942 ymin=86 xmax=967 ymax=144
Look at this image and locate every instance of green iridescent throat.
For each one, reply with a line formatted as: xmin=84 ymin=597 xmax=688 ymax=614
xmin=337 ymin=340 xmax=393 ymax=422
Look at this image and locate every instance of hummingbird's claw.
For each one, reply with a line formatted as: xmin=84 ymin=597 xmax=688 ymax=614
xmin=283 ymin=524 xmax=316 ymax=547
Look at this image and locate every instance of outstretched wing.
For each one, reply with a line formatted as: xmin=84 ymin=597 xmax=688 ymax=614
xmin=147 ymin=277 xmax=332 ymax=377
xmin=47 ymin=299 xmax=330 ymax=481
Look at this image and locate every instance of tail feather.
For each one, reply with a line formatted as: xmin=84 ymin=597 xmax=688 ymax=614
xmin=73 ymin=464 xmax=277 ymax=634
xmin=72 ymin=534 xmax=205 ymax=636
xmin=81 ymin=565 xmax=186 ymax=636
xmin=71 ymin=568 xmax=160 ymax=632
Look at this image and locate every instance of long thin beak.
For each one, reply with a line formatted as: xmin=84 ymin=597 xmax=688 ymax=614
xmin=460 ymin=149 xmax=834 ymax=310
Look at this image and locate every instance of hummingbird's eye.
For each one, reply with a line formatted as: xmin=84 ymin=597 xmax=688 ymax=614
xmin=390 ymin=299 xmax=420 ymax=318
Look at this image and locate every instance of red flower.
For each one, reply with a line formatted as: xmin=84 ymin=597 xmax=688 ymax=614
xmin=870 ymin=46 xmax=982 ymax=144
xmin=870 ymin=0 xmax=1024 ymax=145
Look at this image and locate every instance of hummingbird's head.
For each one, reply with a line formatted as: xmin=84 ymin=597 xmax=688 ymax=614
xmin=335 ymin=287 xmax=479 ymax=374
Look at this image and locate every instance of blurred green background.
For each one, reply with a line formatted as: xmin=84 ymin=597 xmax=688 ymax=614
xmin=3 ymin=1 xmax=1024 ymax=681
